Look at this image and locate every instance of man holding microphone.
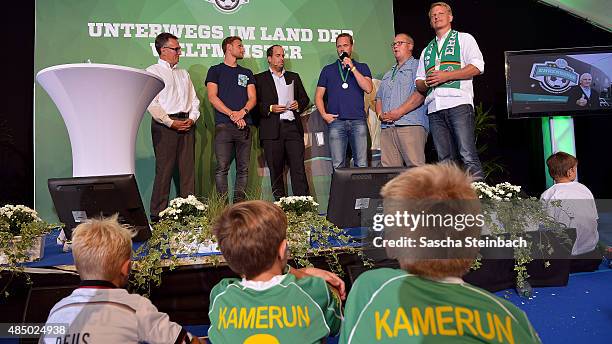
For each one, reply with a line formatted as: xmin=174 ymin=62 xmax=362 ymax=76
xmin=315 ymin=33 xmax=373 ymax=169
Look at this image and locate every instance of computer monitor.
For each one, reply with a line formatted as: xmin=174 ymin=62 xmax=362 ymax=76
xmin=48 ymin=174 xmax=151 ymax=241
xmin=326 ymin=167 xmax=406 ymax=229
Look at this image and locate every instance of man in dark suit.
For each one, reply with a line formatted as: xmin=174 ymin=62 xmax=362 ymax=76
xmin=255 ymin=45 xmax=310 ymax=200
xmin=568 ymin=73 xmax=600 ymax=109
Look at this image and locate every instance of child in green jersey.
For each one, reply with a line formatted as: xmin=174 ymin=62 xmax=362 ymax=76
xmin=208 ymin=200 xmax=344 ymax=344
xmin=340 ymin=163 xmax=542 ymax=344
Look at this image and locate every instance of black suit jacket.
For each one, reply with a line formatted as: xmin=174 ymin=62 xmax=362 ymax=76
xmin=568 ymin=86 xmax=600 ymax=109
xmin=254 ymin=70 xmax=310 ymax=140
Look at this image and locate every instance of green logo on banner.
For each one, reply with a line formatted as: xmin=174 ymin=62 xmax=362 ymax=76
xmin=529 ymin=58 xmax=578 ymax=94
xmin=206 ymin=0 xmax=250 ymax=14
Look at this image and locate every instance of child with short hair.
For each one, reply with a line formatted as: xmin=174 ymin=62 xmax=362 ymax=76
xmin=42 ymin=215 xmax=200 ymax=344
xmin=208 ymin=200 xmax=343 ymax=343
xmin=541 ymin=151 xmax=601 ymax=271
xmin=339 ymin=163 xmax=541 ymax=343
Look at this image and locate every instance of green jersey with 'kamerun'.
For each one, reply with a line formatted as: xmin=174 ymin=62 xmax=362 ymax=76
xmin=208 ymin=273 xmax=342 ymax=344
xmin=339 ymin=268 xmax=541 ymax=344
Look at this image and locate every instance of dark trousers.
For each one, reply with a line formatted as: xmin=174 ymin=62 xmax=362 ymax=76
xmin=428 ymin=104 xmax=484 ymax=180
xmin=262 ymin=120 xmax=309 ymax=200
xmin=214 ymin=123 xmax=251 ymax=202
xmin=150 ymin=121 xmax=195 ymax=219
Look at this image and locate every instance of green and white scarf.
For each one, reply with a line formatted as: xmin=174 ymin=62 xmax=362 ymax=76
xmin=423 ymin=29 xmax=461 ymax=94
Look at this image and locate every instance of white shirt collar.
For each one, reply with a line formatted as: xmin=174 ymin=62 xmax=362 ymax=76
xmin=157 ymin=58 xmax=176 ymax=70
xmin=436 ymin=28 xmax=452 ymax=44
xmin=424 ymin=276 xmax=465 ymax=284
xmin=269 ymin=67 xmax=285 ymax=78
xmin=240 ymin=274 xmax=289 ymax=291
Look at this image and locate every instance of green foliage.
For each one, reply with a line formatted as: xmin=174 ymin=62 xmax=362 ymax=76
xmin=0 ymin=204 xmax=54 ymax=298
xmin=472 ymin=183 xmax=570 ymax=292
xmin=130 ymin=195 xmax=217 ymax=297
xmin=275 ymin=196 xmax=319 ymax=216
xmin=474 ymin=103 xmax=506 ymax=180
xmin=130 ymin=194 xmax=369 ymax=297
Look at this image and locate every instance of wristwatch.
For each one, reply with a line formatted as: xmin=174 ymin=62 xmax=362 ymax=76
xmin=243 ymin=108 xmax=250 ymax=115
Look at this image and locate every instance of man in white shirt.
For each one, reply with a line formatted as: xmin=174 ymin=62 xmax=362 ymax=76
xmin=41 ymin=215 xmax=201 ymax=344
xmin=416 ymin=2 xmax=485 ymax=180
xmin=146 ymin=33 xmax=200 ymax=222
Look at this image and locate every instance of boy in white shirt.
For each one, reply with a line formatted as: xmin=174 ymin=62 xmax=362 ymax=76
xmin=540 ymin=152 xmax=601 ymax=272
xmin=42 ymin=215 xmax=202 ymax=344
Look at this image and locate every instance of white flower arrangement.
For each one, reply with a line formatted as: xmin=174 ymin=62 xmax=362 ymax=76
xmin=470 ymin=181 xmax=570 ymax=290
xmin=274 ymin=196 xmax=319 ymax=215
xmin=1 ymin=204 xmax=51 ymax=271
xmin=274 ymin=195 xmax=319 ymax=206
xmin=0 ymin=204 xmax=43 ymax=236
xmin=472 ymin=181 xmax=521 ymax=201
xmin=159 ymin=195 xmax=208 ymax=221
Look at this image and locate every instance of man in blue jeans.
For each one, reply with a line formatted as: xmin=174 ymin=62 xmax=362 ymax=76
xmin=315 ymin=33 xmax=373 ymax=168
xmin=206 ymin=36 xmax=256 ymax=202
xmin=415 ymin=2 xmax=485 ymax=180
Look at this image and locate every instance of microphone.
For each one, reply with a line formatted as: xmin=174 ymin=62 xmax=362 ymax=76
xmin=338 ymin=52 xmax=350 ymax=70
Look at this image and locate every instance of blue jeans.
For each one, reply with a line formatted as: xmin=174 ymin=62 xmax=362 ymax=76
xmin=214 ymin=123 xmax=251 ymax=202
xmin=428 ymin=104 xmax=484 ymax=180
xmin=328 ymin=119 xmax=368 ymax=168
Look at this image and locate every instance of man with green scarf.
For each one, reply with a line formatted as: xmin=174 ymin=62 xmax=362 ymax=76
xmin=416 ymin=2 xmax=485 ymax=180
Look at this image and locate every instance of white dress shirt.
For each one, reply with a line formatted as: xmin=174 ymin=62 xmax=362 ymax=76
xmin=580 ymin=86 xmax=591 ymax=99
xmin=270 ymin=68 xmax=295 ymax=121
xmin=540 ymin=181 xmax=599 ymax=255
xmin=416 ymin=29 xmax=485 ymax=113
xmin=146 ymin=59 xmax=200 ymax=127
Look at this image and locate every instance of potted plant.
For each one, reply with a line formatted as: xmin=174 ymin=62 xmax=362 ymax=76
xmin=465 ymin=182 xmax=571 ymax=294
xmin=275 ymin=196 xmax=360 ymax=272
xmin=131 ymin=194 xmax=366 ymax=297
xmin=157 ymin=195 xmax=216 ymax=255
xmin=131 ymin=195 xmax=216 ymax=296
xmin=0 ymin=204 xmax=53 ymax=296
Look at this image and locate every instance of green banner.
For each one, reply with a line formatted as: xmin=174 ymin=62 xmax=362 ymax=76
xmin=35 ymin=0 xmax=395 ymax=222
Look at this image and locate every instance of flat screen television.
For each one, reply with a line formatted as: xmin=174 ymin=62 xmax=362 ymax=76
xmin=326 ymin=167 xmax=406 ymax=229
xmin=48 ymin=174 xmax=151 ymax=241
xmin=505 ymin=45 xmax=612 ymax=118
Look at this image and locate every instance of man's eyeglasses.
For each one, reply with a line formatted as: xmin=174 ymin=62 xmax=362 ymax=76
xmin=391 ymin=41 xmax=412 ymax=47
xmin=163 ymin=46 xmax=181 ymax=53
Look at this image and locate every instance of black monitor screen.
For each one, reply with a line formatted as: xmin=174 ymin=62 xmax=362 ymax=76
xmin=326 ymin=167 xmax=406 ymax=229
xmin=47 ymin=174 xmax=151 ymax=241
xmin=505 ymin=45 xmax=612 ymax=118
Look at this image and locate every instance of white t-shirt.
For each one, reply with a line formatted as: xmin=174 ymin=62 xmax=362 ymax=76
xmin=41 ymin=281 xmax=192 ymax=344
xmin=540 ymin=182 xmax=599 ymax=255
xmin=416 ymin=30 xmax=485 ymax=113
